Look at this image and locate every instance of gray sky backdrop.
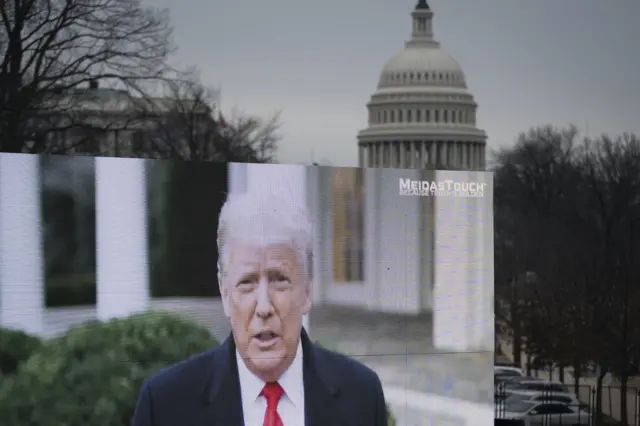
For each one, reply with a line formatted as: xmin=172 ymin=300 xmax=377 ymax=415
xmin=154 ymin=0 xmax=639 ymax=166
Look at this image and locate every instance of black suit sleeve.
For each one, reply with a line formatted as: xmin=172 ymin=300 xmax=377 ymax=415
xmin=372 ymin=374 xmax=389 ymax=426
xmin=132 ymin=380 xmax=155 ymax=426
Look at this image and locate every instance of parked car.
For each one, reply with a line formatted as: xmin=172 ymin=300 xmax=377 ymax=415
xmin=495 ymin=366 xmax=525 ymax=386
xmin=496 ymin=372 xmax=533 ymax=387
xmin=496 ymin=392 xmax=585 ymax=414
xmin=502 ymin=376 xmax=539 ymax=385
xmin=499 ymin=401 xmax=590 ymax=425
xmin=501 ymin=380 xmax=570 ymax=400
xmin=495 ymin=365 xmax=525 ymax=376
xmin=495 ymin=377 xmax=541 ymax=401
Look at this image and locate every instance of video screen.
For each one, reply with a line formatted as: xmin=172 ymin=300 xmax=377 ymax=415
xmin=0 ymin=153 xmax=493 ymax=426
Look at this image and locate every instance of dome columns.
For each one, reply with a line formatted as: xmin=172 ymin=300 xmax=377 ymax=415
xmin=360 ymin=140 xmax=485 ymax=170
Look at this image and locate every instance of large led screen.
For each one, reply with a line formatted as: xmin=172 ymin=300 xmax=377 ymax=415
xmin=0 ymin=153 xmax=493 ymax=426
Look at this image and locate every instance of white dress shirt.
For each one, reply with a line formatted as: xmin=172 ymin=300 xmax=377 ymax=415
xmin=236 ymin=342 xmax=305 ymax=426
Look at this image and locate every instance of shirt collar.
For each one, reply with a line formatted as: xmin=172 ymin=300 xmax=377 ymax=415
xmin=236 ymin=340 xmax=304 ymax=407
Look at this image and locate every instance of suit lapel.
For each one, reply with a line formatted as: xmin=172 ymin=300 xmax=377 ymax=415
xmin=190 ymin=329 xmax=351 ymax=426
xmin=192 ymin=335 xmax=245 ymax=426
xmin=301 ymin=329 xmax=349 ymax=426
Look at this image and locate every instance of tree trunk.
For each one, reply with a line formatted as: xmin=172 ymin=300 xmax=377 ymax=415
xmin=573 ymin=361 xmax=581 ymax=396
xmin=511 ymin=278 xmax=522 ymax=366
xmin=620 ymin=375 xmax=628 ymax=426
xmin=512 ymin=329 xmax=522 ymax=366
xmin=594 ymin=365 xmax=605 ymax=426
xmin=559 ymin=365 xmax=565 ymax=383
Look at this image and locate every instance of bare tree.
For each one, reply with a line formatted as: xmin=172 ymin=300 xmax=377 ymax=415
xmin=493 ymin=126 xmax=580 ymax=367
xmin=494 ymin=126 xmax=640 ymax=426
xmin=574 ymin=133 xmax=640 ymax=426
xmin=0 ymin=0 xmax=173 ymax=153
xmin=132 ymin=73 xmax=281 ymax=162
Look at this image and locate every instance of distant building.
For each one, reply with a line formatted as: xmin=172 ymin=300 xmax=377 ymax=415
xmin=358 ymin=0 xmax=487 ymax=170
xmin=28 ymin=80 xmax=212 ymax=157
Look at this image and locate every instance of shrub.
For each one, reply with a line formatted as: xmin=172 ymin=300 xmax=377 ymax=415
xmin=0 ymin=328 xmax=42 ymax=376
xmin=0 ymin=311 xmax=217 ymax=426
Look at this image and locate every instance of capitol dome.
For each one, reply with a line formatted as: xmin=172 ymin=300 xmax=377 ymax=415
xmin=380 ymin=46 xmax=463 ymax=77
xmin=357 ymin=0 xmax=486 ymax=170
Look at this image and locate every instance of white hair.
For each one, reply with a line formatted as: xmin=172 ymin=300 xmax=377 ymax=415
xmin=216 ymin=191 xmax=313 ymax=286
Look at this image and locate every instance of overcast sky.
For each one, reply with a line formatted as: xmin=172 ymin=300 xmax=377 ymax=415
xmin=154 ymin=0 xmax=639 ymax=166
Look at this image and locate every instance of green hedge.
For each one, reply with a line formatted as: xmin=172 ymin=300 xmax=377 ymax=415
xmin=0 ymin=328 xmax=42 ymax=376
xmin=0 ymin=312 xmax=217 ymax=426
xmin=0 ymin=318 xmax=395 ymax=426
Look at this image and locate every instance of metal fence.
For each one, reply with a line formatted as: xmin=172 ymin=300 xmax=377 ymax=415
xmin=494 ymin=384 xmax=640 ymax=426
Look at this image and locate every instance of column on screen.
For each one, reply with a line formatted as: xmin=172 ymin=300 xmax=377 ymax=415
xmin=480 ymin=179 xmax=494 ymax=351
xmin=433 ymin=171 xmax=491 ymax=352
xmin=368 ymin=168 xmax=421 ymax=314
xmin=227 ymin=162 xmax=247 ymax=194
xmin=0 ymin=154 xmax=45 ymax=335
xmin=95 ymin=157 xmax=149 ymax=320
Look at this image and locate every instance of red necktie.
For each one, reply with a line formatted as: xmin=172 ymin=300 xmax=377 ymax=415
xmin=261 ymin=382 xmax=284 ymax=426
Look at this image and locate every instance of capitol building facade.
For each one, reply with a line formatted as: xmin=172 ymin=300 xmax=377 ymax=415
xmin=358 ymin=0 xmax=487 ymax=170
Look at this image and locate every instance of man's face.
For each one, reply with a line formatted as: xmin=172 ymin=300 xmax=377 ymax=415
xmin=220 ymin=241 xmax=311 ymax=382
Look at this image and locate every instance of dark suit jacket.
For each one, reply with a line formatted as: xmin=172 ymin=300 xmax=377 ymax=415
xmin=132 ymin=328 xmax=388 ymax=426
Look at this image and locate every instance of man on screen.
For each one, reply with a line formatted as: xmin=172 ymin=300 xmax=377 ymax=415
xmin=132 ymin=192 xmax=388 ymax=426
